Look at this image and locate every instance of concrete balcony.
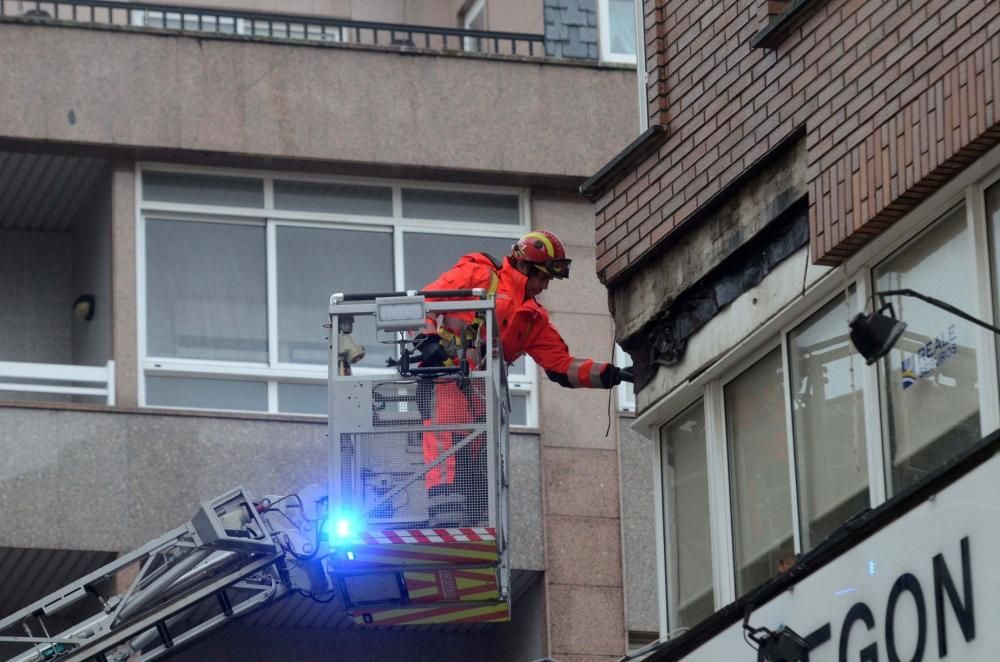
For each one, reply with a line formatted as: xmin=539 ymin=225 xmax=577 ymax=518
xmin=0 ymin=5 xmax=637 ymax=182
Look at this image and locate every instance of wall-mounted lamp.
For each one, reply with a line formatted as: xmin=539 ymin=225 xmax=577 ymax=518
xmin=848 ymin=288 xmax=1000 ymax=364
xmin=73 ymin=294 xmax=96 ymax=322
xmin=743 ymin=609 xmax=811 ymax=661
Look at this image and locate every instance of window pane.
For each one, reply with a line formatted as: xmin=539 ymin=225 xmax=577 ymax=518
xmin=277 ymin=226 xmax=393 ymax=368
xmin=987 ymin=180 xmax=1000 ymax=370
xmin=875 ymin=206 xmax=980 ymax=494
xmin=273 ymin=180 xmax=392 ymax=217
xmin=278 ymin=382 xmax=327 ymax=416
xmin=508 ymin=356 xmax=526 ymax=375
xmin=510 ymin=392 xmax=528 ymax=427
xmin=146 ymin=375 xmax=267 ymax=411
xmin=146 ymin=220 xmax=267 ymax=362
xmin=403 ymin=233 xmax=515 ymax=290
xmin=661 ymin=400 xmax=713 ymax=629
xmin=725 ymin=348 xmax=794 ymax=595
xmin=143 ymin=171 xmax=264 ymax=208
xmin=401 ymin=189 xmax=520 ymax=225
xmin=788 ymin=293 xmax=869 ymax=550
xmin=609 ymin=0 xmax=636 ymax=56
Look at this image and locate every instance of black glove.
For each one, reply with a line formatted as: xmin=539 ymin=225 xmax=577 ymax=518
xmin=601 ymin=364 xmax=634 ymax=388
xmin=415 ymin=334 xmax=447 ymax=367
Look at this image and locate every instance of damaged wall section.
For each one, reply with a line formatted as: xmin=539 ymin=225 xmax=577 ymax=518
xmin=610 ymin=135 xmax=807 ymax=391
xmin=624 ymin=202 xmax=807 ymax=391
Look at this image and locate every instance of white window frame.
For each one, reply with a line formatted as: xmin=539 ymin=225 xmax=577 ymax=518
xmin=598 ymin=0 xmax=638 ymax=65
xmin=135 ymin=163 xmax=536 ymax=425
xmin=644 ymin=148 xmax=1000 ymax=631
xmin=615 ymin=345 xmax=635 ymax=413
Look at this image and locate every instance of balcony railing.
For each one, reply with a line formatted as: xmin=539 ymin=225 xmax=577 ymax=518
xmin=0 ymin=0 xmax=545 ymax=56
xmin=0 ymin=360 xmax=116 ymax=405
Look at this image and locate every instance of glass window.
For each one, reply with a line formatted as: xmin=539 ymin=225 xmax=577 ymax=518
xmin=276 ymin=226 xmax=394 ymax=368
xmin=987 ymin=180 xmax=1000 ymax=363
xmin=510 ymin=391 xmax=528 ymax=427
xmin=788 ymin=293 xmax=869 ymax=549
xmin=146 ymin=375 xmax=268 ymax=411
xmin=401 ymin=189 xmax=520 ymax=225
xmin=273 ymin=180 xmax=393 ymax=217
xmin=143 ymin=172 xmax=264 ymax=208
xmin=403 ymin=233 xmax=514 ymax=290
xmin=599 ymin=0 xmax=637 ymax=63
xmin=875 ymin=206 xmax=980 ymax=494
xmin=607 ymin=0 xmax=636 ymax=57
xmin=138 ymin=168 xmax=529 ymax=422
xmin=661 ymin=401 xmax=713 ymax=628
xmin=146 ymin=219 xmax=267 ymax=362
xmin=278 ymin=382 xmax=327 ymax=416
xmin=725 ymin=348 xmax=794 ymax=596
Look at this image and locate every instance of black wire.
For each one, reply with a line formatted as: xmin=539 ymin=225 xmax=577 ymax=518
xmin=605 ymin=333 xmax=616 ymax=437
xmin=263 ymin=508 xmax=303 ymax=531
xmin=264 ymin=493 xmax=307 ymax=514
xmin=297 ymin=588 xmax=337 ymax=603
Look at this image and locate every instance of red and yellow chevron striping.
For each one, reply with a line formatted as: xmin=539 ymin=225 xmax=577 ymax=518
xmin=403 ymin=568 xmax=500 ymax=603
xmin=349 ymin=601 xmax=511 ymax=626
xmin=330 ymin=540 xmax=499 ymax=568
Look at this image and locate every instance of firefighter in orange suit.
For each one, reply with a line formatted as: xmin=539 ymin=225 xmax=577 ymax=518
xmin=417 ymin=230 xmax=633 ymax=505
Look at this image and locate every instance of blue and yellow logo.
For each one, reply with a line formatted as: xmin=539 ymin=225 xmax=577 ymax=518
xmin=900 ymin=357 xmax=917 ymax=390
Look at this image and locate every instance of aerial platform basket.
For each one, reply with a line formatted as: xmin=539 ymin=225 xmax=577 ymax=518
xmin=327 ymin=290 xmax=511 ymax=626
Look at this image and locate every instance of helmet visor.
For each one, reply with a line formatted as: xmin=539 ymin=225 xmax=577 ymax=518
xmin=533 ymin=257 xmax=572 ymax=279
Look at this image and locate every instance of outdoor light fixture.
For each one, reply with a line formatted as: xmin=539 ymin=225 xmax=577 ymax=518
xmin=849 ymin=302 xmax=907 ymax=365
xmin=743 ymin=611 xmax=811 ymax=662
xmin=849 ymin=288 xmax=1000 ymax=364
xmin=73 ymin=294 xmax=96 ymax=321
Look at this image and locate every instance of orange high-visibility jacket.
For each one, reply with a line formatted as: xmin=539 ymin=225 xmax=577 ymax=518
xmin=423 ymin=253 xmax=615 ymax=389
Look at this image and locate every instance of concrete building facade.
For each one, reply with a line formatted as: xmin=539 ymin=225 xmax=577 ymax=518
xmin=584 ymin=0 xmax=1000 ymax=658
xmin=0 ymin=1 xmax=649 ymax=659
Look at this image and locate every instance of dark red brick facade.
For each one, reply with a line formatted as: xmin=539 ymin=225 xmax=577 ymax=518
xmin=595 ymin=0 xmax=1000 ymax=283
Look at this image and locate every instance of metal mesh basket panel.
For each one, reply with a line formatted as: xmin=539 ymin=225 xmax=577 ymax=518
xmin=337 ymin=375 xmax=493 ymax=529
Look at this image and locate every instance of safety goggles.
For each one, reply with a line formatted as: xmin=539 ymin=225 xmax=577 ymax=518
xmin=531 ymin=258 xmax=572 ymax=279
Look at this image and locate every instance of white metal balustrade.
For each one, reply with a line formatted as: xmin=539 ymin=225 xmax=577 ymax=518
xmin=0 ymin=360 xmax=116 ymax=405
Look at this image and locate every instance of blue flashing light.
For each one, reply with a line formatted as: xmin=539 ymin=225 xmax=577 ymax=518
xmin=868 ymin=560 xmax=876 ymax=576
xmin=322 ymin=511 xmax=361 ymax=543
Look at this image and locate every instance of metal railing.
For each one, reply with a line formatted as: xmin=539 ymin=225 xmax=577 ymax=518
xmin=0 ymin=360 xmax=116 ymax=405
xmin=0 ymin=0 xmax=545 ymax=56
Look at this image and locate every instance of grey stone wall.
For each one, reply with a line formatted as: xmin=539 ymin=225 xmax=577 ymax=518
xmin=544 ymin=0 xmax=598 ymax=60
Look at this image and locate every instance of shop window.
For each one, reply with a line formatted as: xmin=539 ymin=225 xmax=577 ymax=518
xmin=986 ymin=179 xmax=1000 ymax=371
xmin=874 ymin=205 xmax=981 ymax=494
xmin=660 ymin=400 xmax=713 ymax=629
xmin=725 ymin=348 xmax=794 ymax=595
xmin=787 ymin=292 xmax=869 ymax=549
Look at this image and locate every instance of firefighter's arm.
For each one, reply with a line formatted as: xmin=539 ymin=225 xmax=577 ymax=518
xmin=526 ymin=320 xmax=632 ymax=389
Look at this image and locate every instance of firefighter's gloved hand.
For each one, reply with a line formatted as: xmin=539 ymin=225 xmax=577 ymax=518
xmin=608 ymin=365 xmax=634 ymax=387
xmin=600 ymin=365 xmax=634 ymax=388
xmin=415 ymin=334 xmax=447 ymax=367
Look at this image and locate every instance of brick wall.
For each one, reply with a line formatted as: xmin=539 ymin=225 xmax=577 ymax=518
xmin=596 ymin=0 xmax=1000 ymax=283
